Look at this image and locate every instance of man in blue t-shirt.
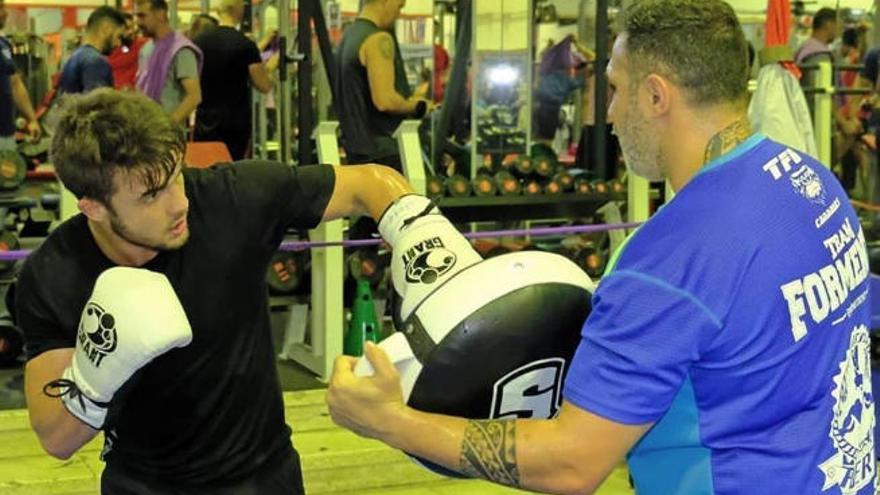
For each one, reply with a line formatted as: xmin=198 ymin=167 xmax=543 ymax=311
xmin=0 ymin=0 xmax=40 ymax=148
xmin=59 ymin=6 xmax=125 ymax=94
xmin=860 ymin=48 xmax=880 ymax=90
xmin=325 ymin=1 xmax=877 ymax=494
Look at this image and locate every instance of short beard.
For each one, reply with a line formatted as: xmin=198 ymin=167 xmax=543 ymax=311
xmin=620 ymin=140 xmax=663 ymax=182
xmin=615 ymin=91 xmax=663 ymax=181
xmin=108 ymin=208 xmax=188 ymax=252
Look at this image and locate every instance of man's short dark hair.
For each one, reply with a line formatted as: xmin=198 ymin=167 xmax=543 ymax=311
xmin=86 ymin=6 xmax=126 ymax=31
xmin=137 ymin=0 xmax=168 ymax=12
xmin=621 ymin=0 xmax=749 ymax=108
xmin=50 ymin=89 xmax=185 ymax=205
xmin=812 ymin=8 xmax=837 ymax=30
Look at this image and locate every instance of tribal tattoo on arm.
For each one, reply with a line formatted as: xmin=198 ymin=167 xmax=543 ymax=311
xmin=459 ymin=419 xmax=521 ymax=487
xmin=703 ymin=117 xmax=752 ymax=165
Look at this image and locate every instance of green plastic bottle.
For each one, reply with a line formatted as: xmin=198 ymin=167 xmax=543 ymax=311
xmin=344 ymin=279 xmax=380 ymax=356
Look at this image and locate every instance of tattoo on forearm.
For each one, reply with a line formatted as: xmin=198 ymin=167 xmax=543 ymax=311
xmin=459 ymin=419 xmax=520 ymax=487
xmin=703 ymin=117 xmax=752 ymax=164
xmin=378 ymin=36 xmax=395 ymax=60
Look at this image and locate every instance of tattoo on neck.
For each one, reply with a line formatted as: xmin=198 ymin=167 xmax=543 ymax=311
xmin=459 ymin=419 xmax=520 ymax=487
xmin=703 ymin=117 xmax=752 ymax=164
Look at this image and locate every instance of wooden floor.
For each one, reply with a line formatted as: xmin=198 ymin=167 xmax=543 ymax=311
xmin=0 ymin=389 xmax=633 ymax=494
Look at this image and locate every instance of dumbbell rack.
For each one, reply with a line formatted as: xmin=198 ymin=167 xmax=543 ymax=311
xmin=438 ymin=192 xmax=626 ymax=223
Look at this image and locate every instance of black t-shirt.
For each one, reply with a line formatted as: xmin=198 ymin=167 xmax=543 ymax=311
xmin=16 ymin=161 xmax=334 ymax=485
xmin=334 ymin=18 xmax=412 ymax=163
xmin=194 ymin=26 xmax=262 ymax=128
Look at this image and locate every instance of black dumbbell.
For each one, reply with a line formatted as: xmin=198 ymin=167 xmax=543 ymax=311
xmin=266 ymin=251 xmax=309 ymax=294
xmin=494 ymin=171 xmax=522 ymax=196
xmin=445 ymin=174 xmax=472 ymax=197
xmin=471 ymin=174 xmax=498 ymax=197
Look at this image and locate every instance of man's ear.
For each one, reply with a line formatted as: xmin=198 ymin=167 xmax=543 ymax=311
xmin=78 ymin=197 xmax=109 ymax=222
xmin=643 ymin=73 xmax=673 ymax=117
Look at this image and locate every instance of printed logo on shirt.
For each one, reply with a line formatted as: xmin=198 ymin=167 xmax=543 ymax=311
xmin=761 ymin=149 xmax=837 ymax=226
xmin=790 ymin=165 xmax=827 ymax=205
xmin=761 ymin=147 xmax=803 ymax=181
xmin=100 ymin=429 xmax=115 ymax=460
xmin=780 ymin=222 xmax=869 ymax=342
xmin=818 ymin=325 xmax=876 ymax=494
xmin=490 ymin=358 xmax=565 ymax=420
xmin=823 ymin=218 xmax=858 ymax=259
xmin=816 ymin=198 xmax=842 ymax=229
xmin=77 ymin=302 xmax=118 ymax=368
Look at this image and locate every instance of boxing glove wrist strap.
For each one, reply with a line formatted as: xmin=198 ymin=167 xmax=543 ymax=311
xmin=378 ymin=195 xmax=439 ymax=246
xmin=43 ymin=367 xmax=108 ymax=430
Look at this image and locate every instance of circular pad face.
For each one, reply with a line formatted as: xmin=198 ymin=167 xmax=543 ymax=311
xmin=407 ymin=283 xmax=589 ymax=418
xmin=395 ymin=251 xmax=594 ymax=477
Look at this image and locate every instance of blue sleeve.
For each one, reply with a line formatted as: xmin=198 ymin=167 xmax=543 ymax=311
xmin=563 ymin=270 xmax=721 ymax=424
xmin=0 ymin=39 xmax=16 ymax=76
xmin=81 ymin=57 xmax=114 ymax=92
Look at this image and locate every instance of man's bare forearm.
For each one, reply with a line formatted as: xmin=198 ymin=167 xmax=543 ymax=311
xmin=11 ymin=76 xmax=37 ymax=121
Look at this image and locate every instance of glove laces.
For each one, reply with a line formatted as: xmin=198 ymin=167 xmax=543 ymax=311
xmin=43 ymin=378 xmax=107 ymax=412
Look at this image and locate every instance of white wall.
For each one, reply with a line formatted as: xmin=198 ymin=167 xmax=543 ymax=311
xmin=553 ymin=0 xmax=877 ymax=17
xmin=338 ymin=0 xmax=432 ymax=16
xmin=474 ymin=0 xmax=529 ymax=51
xmin=27 ymin=7 xmax=62 ymax=35
xmin=7 ymin=0 xmax=104 ymax=5
xmin=727 ymin=0 xmax=875 ymax=12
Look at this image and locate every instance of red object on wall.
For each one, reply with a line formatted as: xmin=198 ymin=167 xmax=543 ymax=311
xmin=764 ymin=0 xmax=800 ymax=78
xmin=61 ymin=7 xmax=77 ymax=28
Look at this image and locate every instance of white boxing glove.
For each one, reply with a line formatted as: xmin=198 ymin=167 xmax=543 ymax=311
xmin=378 ymin=195 xmax=482 ymax=323
xmin=44 ymin=267 xmax=192 ymax=429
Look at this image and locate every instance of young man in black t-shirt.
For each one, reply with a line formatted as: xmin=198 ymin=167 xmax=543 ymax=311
xmin=19 ymin=88 xmax=417 ymax=493
xmin=193 ymin=0 xmax=275 ymax=160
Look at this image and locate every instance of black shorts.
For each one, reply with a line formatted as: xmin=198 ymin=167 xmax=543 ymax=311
xmin=100 ymin=449 xmax=305 ymax=495
xmin=534 ymin=102 xmax=562 ymax=140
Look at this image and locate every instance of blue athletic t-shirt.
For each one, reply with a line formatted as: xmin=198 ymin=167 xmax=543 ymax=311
xmin=564 ymin=135 xmax=876 ymax=495
xmin=0 ymin=36 xmax=17 ymax=137
xmin=59 ymin=45 xmax=113 ymax=94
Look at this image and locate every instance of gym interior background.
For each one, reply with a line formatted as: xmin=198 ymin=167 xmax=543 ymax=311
xmin=1 ymin=0 xmax=879 ymax=493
